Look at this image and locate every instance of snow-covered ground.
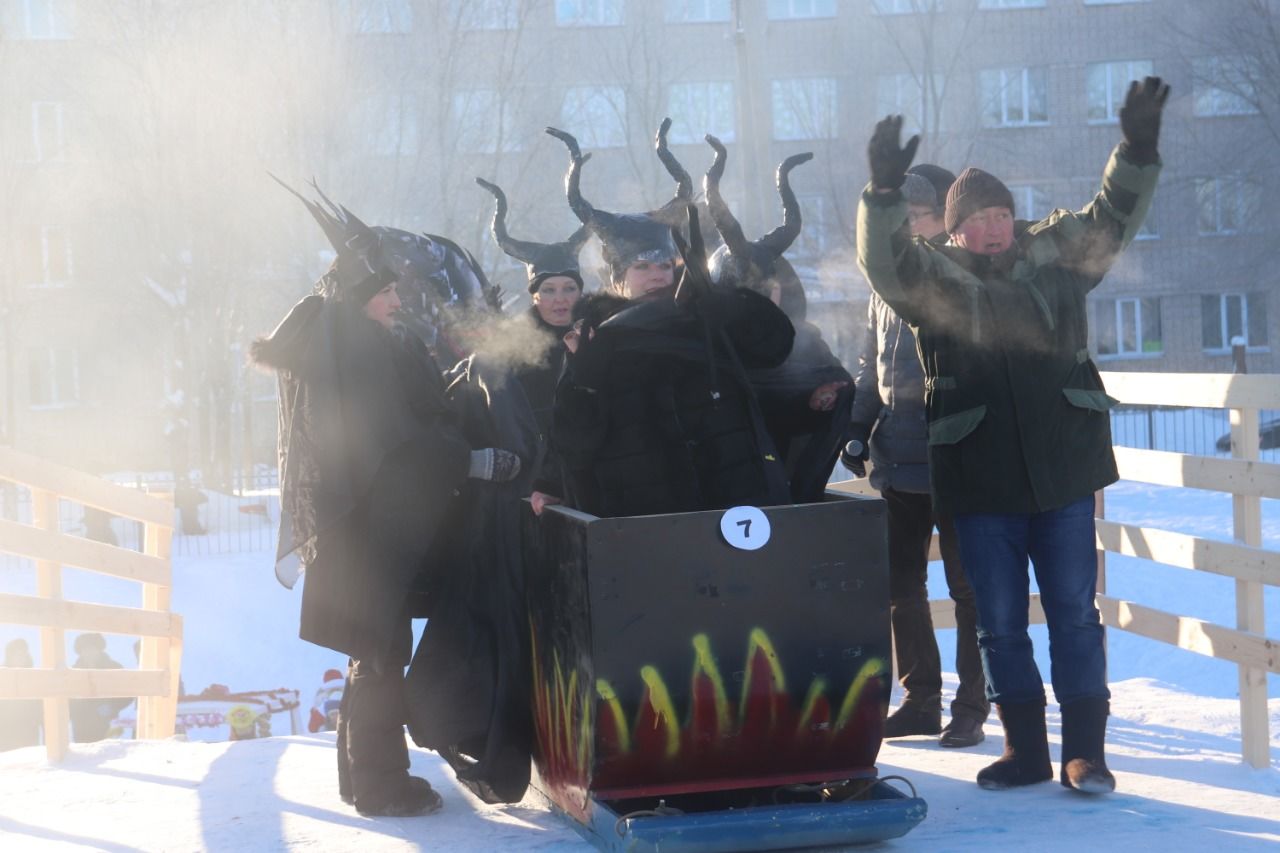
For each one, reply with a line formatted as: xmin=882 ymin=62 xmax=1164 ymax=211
xmin=0 ymin=478 xmax=1277 ymax=850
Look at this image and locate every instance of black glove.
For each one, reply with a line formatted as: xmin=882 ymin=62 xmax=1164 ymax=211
xmin=867 ymin=115 xmax=920 ymax=192
xmin=1119 ymin=76 xmax=1170 ymax=164
xmin=839 ymin=426 xmax=871 ymax=479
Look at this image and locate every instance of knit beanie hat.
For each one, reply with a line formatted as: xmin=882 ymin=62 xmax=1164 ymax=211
xmin=944 ymin=167 xmax=1015 ymax=234
xmin=900 ymin=173 xmax=937 ymax=210
xmin=907 ymin=163 xmax=956 ymax=214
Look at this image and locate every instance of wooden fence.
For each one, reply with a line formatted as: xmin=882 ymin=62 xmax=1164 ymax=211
xmin=0 ymin=447 xmax=182 ymax=761
xmin=830 ymin=371 xmax=1279 ymax=769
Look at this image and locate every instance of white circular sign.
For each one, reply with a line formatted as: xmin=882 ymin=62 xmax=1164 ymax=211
xmin=719 ymin=505 xmax=771 ymax=551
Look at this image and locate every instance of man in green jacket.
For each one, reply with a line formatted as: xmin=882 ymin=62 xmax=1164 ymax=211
xmin=856 ymin=77 xmax=1169 ymax=795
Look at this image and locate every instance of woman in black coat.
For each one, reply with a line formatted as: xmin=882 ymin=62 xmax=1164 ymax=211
xmin=254 ymin=187 xmax=518 ymax=817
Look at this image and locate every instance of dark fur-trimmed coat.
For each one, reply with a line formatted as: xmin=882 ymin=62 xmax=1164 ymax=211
xmin=252 ymin=295 xmax=469 ymax=671
xmin=552 ymin=288 xmax=795 ymax=517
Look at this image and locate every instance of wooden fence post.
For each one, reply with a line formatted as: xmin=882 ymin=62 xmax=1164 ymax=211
xmin=1229 ymin=404 xmax=1267 ymax=768
xmin=32 ymin=488 xmax=69 ymax=761
xmin=136 ymin=509 xmax=176 ymax=741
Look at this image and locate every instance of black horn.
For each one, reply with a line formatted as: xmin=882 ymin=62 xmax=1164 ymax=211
xmin=702 ymin=135 xmax=752 ymax=259
xmin=546 ymin=126 xmax=596 ymax=227
xmin=652 ymin=118 xmax=694 ymax=225
xmin=475 ymin=177 xmax=545 ymax=264
xmin=756 ymin=152 xmax=813 ymax=257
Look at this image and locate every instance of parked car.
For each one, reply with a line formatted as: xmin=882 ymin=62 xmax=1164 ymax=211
xmin=1215 ymin=417 xmax=1280 ymax=452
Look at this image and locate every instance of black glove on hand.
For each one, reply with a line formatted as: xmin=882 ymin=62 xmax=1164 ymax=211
xmin=1119 ymin=76 xmax=1170 ymax=164
xmin=867 ymin=115 xmax=920 ymax=192
xmin=840 ymin=438 xmax=868 ymax=479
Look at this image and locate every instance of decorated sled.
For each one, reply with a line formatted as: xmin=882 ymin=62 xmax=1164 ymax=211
xmin=522 ymin=492 xmax=926 ymax=851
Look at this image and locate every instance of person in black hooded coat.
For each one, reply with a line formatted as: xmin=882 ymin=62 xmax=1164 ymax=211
xmin=400 ymin=177 xmax=586 ymax=805
xmin=253 ymin=184 xmax=519 ymax=817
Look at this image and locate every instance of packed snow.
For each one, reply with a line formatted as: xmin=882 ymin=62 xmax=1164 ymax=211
xmin=0 ymin=478 xmax=1276 ymax=850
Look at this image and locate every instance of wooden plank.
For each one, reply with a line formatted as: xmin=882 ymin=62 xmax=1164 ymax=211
xmin=0 ymin=446 xmax=173 ymax=527
xmin=0 ymin=667 xmax=167 ymax=700
xmin=1113 ymin=447 xmax=1280 ymax=499
xmin=1094 ymin=520 xmax=1280 ymax=585
xmin=1095 ymin=595 xmax=1279 ymax=673
xmin=1100 ymin=371 xmax=1280 ymax=410
xmin=828 ymin=478 xmax=877 ymax=498
xmin=1230 ymin=406 xmax=1269 ymax=768
xmin=0 ymin=519 xmax=170 ymax=584
xmin=0 ymin=593 xmax=178 ymax=638
xmin=138 ymin=521 xmax=175 ymax=740
xmin=32 ymin=488 xmax=69 ymax=762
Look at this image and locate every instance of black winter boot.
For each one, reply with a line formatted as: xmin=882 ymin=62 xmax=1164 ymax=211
xmin=1059 ymin=697 xmax=1115 ymax=794
xmin=976 ymin=702 xmax=1053 ymax=790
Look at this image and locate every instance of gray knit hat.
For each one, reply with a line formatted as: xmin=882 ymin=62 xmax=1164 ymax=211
xmin=901 ymin=173 xmax=937 ymax=210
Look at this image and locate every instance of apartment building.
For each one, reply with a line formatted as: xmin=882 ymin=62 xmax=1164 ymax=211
xmin=1 ymin=0 xmax=1274 ymax=473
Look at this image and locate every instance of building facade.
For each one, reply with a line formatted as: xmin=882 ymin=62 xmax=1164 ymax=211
xmin=1 ymin=0 xmax=1274 ymax=475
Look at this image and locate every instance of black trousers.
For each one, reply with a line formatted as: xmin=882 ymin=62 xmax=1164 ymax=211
xmin=336 ymin=617 xmax=414 ymax=804
xmin=883 ymin=487 xmax=989 ymax=722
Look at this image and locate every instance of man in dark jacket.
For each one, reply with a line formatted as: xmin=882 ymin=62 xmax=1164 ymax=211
xmin=254 ymin=186 xmax=519 ymax=817
xmin=848 ymin=168 xmax=989 ymax=749
xmin=856 ymin=77 xmax=1168 ymax=794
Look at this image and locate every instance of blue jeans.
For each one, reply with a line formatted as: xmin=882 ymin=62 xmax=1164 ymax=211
xmin=951 ymin=496 xmax=1109 ymax=707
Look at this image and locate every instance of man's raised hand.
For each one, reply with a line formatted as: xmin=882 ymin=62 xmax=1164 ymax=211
xmin=867 ymin=115 xmax=920 ymax=193
xmin=1120 ymin=76 xmax=1170 ymax=163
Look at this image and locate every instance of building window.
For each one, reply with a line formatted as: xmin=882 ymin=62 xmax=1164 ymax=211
xmin=1192 ymin=56 xmax=1260 ymax=117
xmin=665 ymin=0 xmax=730 ymax=21
xmin=876 ymin=72 xmax=943 ymax=135
xmin=873 ymin=0 xmax=942 ymax=13
xmin=767 ymin=0 xmax=836 ymax=18
xmin=1086 ymin=59 xmax=1153 ymax=123
xmin=979 ymin=66 xmax=1049 ymax=127
xmin=978 ymin=0 xmax=1044 ymax=8
xmin=667 ymin=81 xmax=735 ymax=144
xmin=31 ymin=101 xmax=66 ymax=162
xmin=771 ymin=77 xmax=837 ymax=140
xmin=1007 ymin=183 xmax=1053 ymax=222
xmin=22 ymin=0 xmax=73 ymax=38
xmin=1202 ymin=293 xmax=1269 ymax=351
xmin=1196 ymin=176 xmax=1259 ymax=236
xmin=560 ymin=86 xmax=627 ymax=148
xmin=28 ymin=347 xmax=80 ymax=408
xmin=343 ymin=0 xmax=413 ymax=33
xmin=454 ymin=0 xmax=520 ymax=29
xmin=359 ymin=93 xmax=419 ymax=157
xmin=791 ymin=194 xmax=827 ymax=260
xmin=556 ymin=0 xmax=623 ymax=26
xmin=452 ymin=90 xmax=521 ymax=154
xmin=21 ymin=225 xmax=73 ymax=288
xmin=1095 ymin=297 xmax=1162 ymax=357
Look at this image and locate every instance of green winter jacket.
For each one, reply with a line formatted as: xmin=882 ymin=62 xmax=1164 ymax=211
xmin=856 ymin=144 xmax=1161 ymax=515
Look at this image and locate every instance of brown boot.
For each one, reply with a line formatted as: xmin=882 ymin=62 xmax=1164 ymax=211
xmin=976 ymin=702 xmax=1052 ymax=790
xmin=1059 ymin=697 xmax=1115 ymax=794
